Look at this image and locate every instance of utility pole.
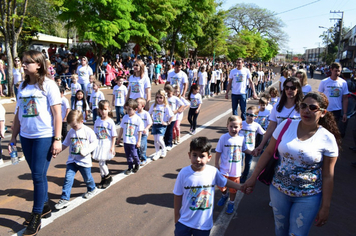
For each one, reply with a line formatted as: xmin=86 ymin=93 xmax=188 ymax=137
xmin=330 ymin=10 xmax=344 ymax=60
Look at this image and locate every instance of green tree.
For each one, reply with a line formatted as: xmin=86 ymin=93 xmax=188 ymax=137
xmin=0 ymin=0 xmax=29 ymax=97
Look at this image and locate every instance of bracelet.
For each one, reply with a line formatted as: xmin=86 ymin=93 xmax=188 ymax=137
xmin=54 ymin=137 xmax=61 ymax=141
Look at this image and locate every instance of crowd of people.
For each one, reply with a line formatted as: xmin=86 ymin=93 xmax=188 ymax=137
xmin=0 ymin=46 xmax=355 ymax=236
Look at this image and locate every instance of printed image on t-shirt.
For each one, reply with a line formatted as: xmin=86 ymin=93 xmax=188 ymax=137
xmin=256 ymin=116 xmax=267 ymax=127
xmin=97 ymin=126 xmax=110 ymax=139
xmin=243 ymin=130 xmax=254 ymax=144
xmin=70 ymin=137 xmax=85 ymax=154
xmin=329 ymin=86 xmax=341 ymax=97
xmin=171 ymin=77 xmax=179 ymax=86
xmin=153 ymin=110 xmax=163 ymax=123
xmin=92 ymin=96 xmax=99 ymax=107
xmin=76 ymin=104 xmax=83 ymax=111
xmin=115 ymin=90 xmax=122 ymax=100
xmin=131 ymin=82 xmax=140 ymax=93
xmin=125 ymin=122 xmax=136 ymax=137
xmin=235 ymin=73 xmax=243 ymax=83
xmin=79 ymin=71 xmax=85 ymax=77
xmin=71 ymin=87 xmax=77 ymax=96
xmin=87 ymin=86 xmax=93 ymax=95
xmin=186 ymin=186 xmax=213 ymax=211
xmin=191 ymin=99 xmax=198 ymax=107
xmin=229 ymin=145 xmax=241 ymax=163
xmin=21 ymin=96 xmax=40 ymax=117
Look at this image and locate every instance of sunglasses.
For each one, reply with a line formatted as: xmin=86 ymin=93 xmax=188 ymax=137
xmin=300 ymin=103 xmax=324 ymax=112
xmin=284 ymin=85 xmax=297 ymax=91
xmin=134 ymin=64 xmax=139 ymax=66
xmin=246 ymin=113 xmax=257 ymax=117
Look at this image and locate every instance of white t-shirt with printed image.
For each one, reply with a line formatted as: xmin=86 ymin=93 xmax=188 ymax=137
xmin=167 ymin=70 xmax=188 ymax=94
xmin=228 ymin=67 xmax=251 ymax=95
xmin=215 ymin=133 xmax=247 ymax=177
xmin=136 ymin=110 xmax=153 ymax=132
xmin=173 ymin=165 xmax=227 ymax=231
xmin=86 ymin=83 xmax=93 ymax=97
xmin=113 ymin=84 xmax=128 ymax=106
xmin=167 ymin=96 xmax=184 ymax=121
xmin=76 ymin=65 xmax=93 ymax=84
xmin=318 ymin=77 xmax=349 ymax=111
xmin=272 ymin=119 xmax=338 ymax=197
xmin=73 ymin=100 xmax=90 ymax=121
xmin=148 ymin=104 xmax=174 ymax=124
xmin=89 ymin=90 xmax=105 ymax=110
xmin=302 ymin=84 xmax=312 ymax=96
xmin=17 ymin=78 xmax=61 ymax=138
xmin=71 ymin=83 xmax=82 ymax=97
xmin=198 ymin=71 xmax=207 ymax=85
xmin=270 ymin=97 xmax=279 ymax=107
xmin=63 ymin=125 xmax=97 ymax=168
xmin=256 ymin=109 xmax=271 ymax=130
xmin=128 ymin=75 xmax=151 ymax=100
xmin=94 ymin=117 xmax=117 ymax=140
xmin=215 ymin=69 xmax=222 ymax=81
xmin=119 ymin=114 xmax=144 ymax=144
xmin=239 ymin=121 xmax=265 ymax=151
xmin=189 ymin=93 xmax=202 ymax=109
xmin=61 ymin=96 xmax=70 ymax=120
xmin=176 ymin=97 xmax=190 ymax=121
xmin=269 ymin=103 xmax=301 ymax=125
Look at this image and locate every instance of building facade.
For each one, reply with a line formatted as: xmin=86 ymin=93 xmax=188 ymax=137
xmin=304 ymin=47 xmax=325 ymax=64
xmin=340 ymin=25 xmax=356 ymax=70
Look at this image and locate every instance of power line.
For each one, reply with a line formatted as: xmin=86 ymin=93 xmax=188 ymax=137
xmin=273 ymin=0 xmax=321 ymax=16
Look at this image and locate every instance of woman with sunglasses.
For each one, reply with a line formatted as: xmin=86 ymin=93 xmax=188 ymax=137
xmin=76 ymin=56 xmax=93 ymax=94
xmin=254 ymin=77 xmax=303 ymax=156
xmin=126 ymin=59 xmax=151 ymax=110
xmin=13 ymin=57 xmax=24 ymax=98
xmin=243 ymin=92 xmax=341 ymax=235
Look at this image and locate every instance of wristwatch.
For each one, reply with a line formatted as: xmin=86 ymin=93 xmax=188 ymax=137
xmin=54 ymin=137 xmax=61 ymax=141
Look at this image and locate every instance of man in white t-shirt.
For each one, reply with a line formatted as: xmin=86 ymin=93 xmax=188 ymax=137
xmin=318 ymin=62 xmax=349 ymax=123
xmin=166 ymin=61 xmax=188 ymax=97
xmin=225 ymin=58 xmax=257 ymax=120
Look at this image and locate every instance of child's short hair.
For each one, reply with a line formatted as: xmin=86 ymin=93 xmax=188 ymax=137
xmin=189 ymin=137 xmax=212 ymax=154
xmin=259 ymin=97 xmax=268 ymax=105
xmin=116 ymin=76 xmax=125 ymax=81
xmin=59 ymin=86 xmax=65 ymax=94
xmin=125 ymin=98 xmax=138 ymax=110
xmin=226 ymin=115 xmax=242 ymax=126
xmin=269 ymin=87 xmax=278 ymax=96
xmin=98 ymin=100 xmax=113 ymax=118
xmin=89 ymin=75 xmax=96 ymax=80
xmin=247 ymin=106 xmax=258 ymax=114
xmin=55 ymin=76 xmax=61 ymax=82
xmin=164 ymin=84 xmax=174 ymax=92
xmin=71 ymin=74 xmax=78 ymax=80
xmin=262 ymin=93 xmax=271 ymax=100
xmin=93 ymin=80 xmax=102 ymax=87
xmin=67 ymin=110 xmax=83 ymax=124
xmin=135 ymin=97 xmax=146 ymax=107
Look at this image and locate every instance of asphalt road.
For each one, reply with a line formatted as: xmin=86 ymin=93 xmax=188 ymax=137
xmin=0 ymin=70 xmax=355 ymax=236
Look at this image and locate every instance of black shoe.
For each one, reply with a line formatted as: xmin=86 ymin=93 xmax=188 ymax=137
xmin=97 ymin=176 xmax=106 ymax=189
xmin=23 ymin=202 xmax=51 ymax=225
xmin=101 ymin=175 xmax=113 ymax=189
xmin=23 ymin=213 xmax=41 ymax=236
xmin=133 ymin=164 xmax=140 ymax=173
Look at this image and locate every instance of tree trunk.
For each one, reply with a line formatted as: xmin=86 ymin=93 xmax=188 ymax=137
xmin=193 ymin=48 xmax=198 ymax=62
xmin=4 ymin=36 xmax=14 ymax=97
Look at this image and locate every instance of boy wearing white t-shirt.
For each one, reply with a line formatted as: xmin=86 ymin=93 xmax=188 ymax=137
xmin=70 ymin=74 xmax=81 ymax=106
xmin=215 ymin=116 xmax=253 ymax=215
xmin=239 ymin=106 xmax=265 ymax=183
xmin=112 ymin=77 xmax=128 ymax=125
xmin=174 ymin=137 xmax=242 ymax=235
xmin=60 ymin=87 xmax=70 ymax=139
xmin=118 ymin=99 xmax=144 ymax=174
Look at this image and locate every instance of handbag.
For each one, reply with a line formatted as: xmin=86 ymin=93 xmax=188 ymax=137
xmin=257 ymin=118 xmax=292 ymax=185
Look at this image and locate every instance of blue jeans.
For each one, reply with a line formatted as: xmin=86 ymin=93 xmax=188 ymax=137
xmin=138 ymin=134 xmax=148 ymax=161
xmin=93 ymin=108 xmax=98 ymax=124
xmin=20 ymin=136 xmax=53 ymax=214
xmin=231 ymin=94 xmax=247 ymax=120
xmin=270 ymin=185 xmax=321 ymax=236
xmin=115 ymin=106 xmax=124 ymax=124
xmin=61 ymin=162 xmax=96 ymax=200
xmin=71 ymin=96 xmax=75 ymax=108
xmin=80 ymin=82 xmax=89 ymax=95
xmin=205 ymin=83 xmax=210 ymax=96
xmin=175 ymin=222 xmax=211 ymax=236
xmin=164 ymin=120 xmax=176 ymax=147
xmin=242 ymin=153 xmax=252 ymax=178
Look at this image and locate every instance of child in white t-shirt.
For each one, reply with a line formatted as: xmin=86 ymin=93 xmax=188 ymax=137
xmin=256 ymin=97 xmax=271 ymax=130
xmin=239 ymin=106 xmax=265 ymax=183
xmin=269 ymin=87 xmax=279 ymax=107
xmin=136 ymin=97 xmax=152 ymax=165
xmin=72 ymin=90 xmax=90 ymax=122
xmin=90 ymin=80 xmax=105 ymax=123
xmin=173 ymin=85 xmax=190 ymax=144
xmin=70 ymin=74 xmax=81 ymax=106
xmin=118 ymin=99 xmax=144 ymax=174
xmin=60 ymin=87 xmax=70 ymax=139
xmin=55 ymin=110 xmax=98 ymax=210
xmin=92 ymin=100 xmax=117 ymax=189
xmin=112 ymin=76 xmax=128 ymax=125
xmin=86 ymin=75 xmax=95 ymax=105
xmin=215 ymin=116 xmax=253 ymax=215
xmin=187 ymin=84 xmax=202 ymax=135
xmin=198 ymin=66 xmax=207 ymax=97
xmin=174 ymin=137 xmax=242 ymax=235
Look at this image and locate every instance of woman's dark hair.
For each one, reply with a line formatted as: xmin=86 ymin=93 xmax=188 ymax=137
xmin=277 ymin=77 xmax=303 ymax=112
xmin=188 ymin=84 xmax=199 ymax=101
xmin=303 ymin=92 xmax=341 ymax=150
xmin=22 ymin=50 xmax=48 ymax=90
xmin=73 ymin=90 xmax=87 ymax=111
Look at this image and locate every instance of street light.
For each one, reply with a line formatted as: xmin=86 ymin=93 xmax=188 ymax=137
xmin=319 ymin=26 xmax=330 ymax=62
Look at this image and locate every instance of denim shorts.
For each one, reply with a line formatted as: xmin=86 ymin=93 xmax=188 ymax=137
xmin=151 ymin=124 xmax=167 ymax=135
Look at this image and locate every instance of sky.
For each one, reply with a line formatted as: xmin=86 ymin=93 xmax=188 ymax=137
xmin=221 ymin=0 xmax=356 ymax=54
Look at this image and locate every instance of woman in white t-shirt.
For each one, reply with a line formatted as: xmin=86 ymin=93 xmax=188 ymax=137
xmin=76 ymin=56 xmax=93 ymax=94
xmin=254 ymin=77 xmax=303 ymax=156
xmin=279 ymin=69 xmax=290 ymax=94
xmin=8 ymin=50 xmax=62 ymax=236
xmin=296 ymin=70 xmax=312 ymax=96
xmin=13 ymin=57 xmax=24 ymax=98
xmin=127 ymin=59 xmax=151 ymax=110
xmin=243 ymin=92 xmax=341 ymax=235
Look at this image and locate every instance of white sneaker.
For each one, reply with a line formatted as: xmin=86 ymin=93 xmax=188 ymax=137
xmin=166 ymin=146 xmax=172 ymax=151
xmin=0 ymin=158 xmax=3 ymax=165
xmin=55 ymin=199 xmax=70 ymax=210
xmin=83 ymin=187 xmax=98 ymax=199
xmin=152 ymin=153 xmax=160 ymax=161
xmin=160 ymin=149 xmax=167 ymax=158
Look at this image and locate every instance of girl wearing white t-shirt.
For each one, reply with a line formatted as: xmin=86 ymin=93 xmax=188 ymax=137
xmin=244 ymin=92 xmax=341 ymax=235
xmin=269 ymin=87 xmax=279 ymax=107
xmin=76 ymin=56 xmax=93 ymax=94
xmin=187 ymin=84 xmax=202 ymax=135
xmin=254 ymin=77 xmax=303 ymax=156
xmin=149 ymin=89 xmax=174 ymax=160
xmin=90 ymin=80 xmax=105 ymax=123
xmin=9 ymin=50 xmax=62 ymax=236
xmin=92 ymin=100 xmax=117 ymax=189
xmin=296 ymin=70 xmax=312 ymax=96
xmin=173 ymin=85 xmax=190 ymax=144
xmin=198 ymin=66 xmax=207 ymax=97
xmin=72 ymin=90 xmax=90 ymax=122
